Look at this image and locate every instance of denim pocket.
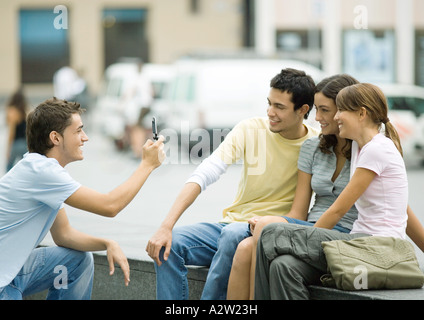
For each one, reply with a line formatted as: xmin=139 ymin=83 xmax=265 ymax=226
xmin=17 ymin=247 xmax=46 ymax=276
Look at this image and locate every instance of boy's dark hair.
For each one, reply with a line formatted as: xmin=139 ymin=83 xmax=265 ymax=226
xmin=270 ymin=68 xmax=316 ymax=119
xmin=26 ymin=97 xmax=85 ymax=155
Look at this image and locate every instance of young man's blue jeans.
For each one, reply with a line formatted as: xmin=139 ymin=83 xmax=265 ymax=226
xmin=155 ymin=222 xmax=251 ymax=300
xmin=0 ymin=246 xmax=94 ymax=300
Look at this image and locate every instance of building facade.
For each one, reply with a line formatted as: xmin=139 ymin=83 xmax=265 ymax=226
xmin=0 ymin=0 xmax=423 ymax=97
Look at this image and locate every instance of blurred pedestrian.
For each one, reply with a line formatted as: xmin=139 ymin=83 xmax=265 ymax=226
xmin=122 ymin=61 xmax=154 ymax=158
xmin=5 ymin=88 xmax=28 ymax=171
xmin=53 ymin=66 xmax=87 ymax=103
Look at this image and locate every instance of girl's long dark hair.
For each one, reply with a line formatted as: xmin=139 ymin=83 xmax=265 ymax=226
xmin=315 ymin=74 xmax=360 ymax=160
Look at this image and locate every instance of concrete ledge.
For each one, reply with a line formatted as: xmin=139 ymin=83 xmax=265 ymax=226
xmin=25 ymin=253 xmax=208 ymax=300
xmin=309 ymin=285 xmax=424 ymax=300
xmin=90 ymin=254 xmax=209 ymax=300
xmin=25 ymin=252 xmax=424 ymax=300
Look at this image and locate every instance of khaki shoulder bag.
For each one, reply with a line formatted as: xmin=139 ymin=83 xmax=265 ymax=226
xmin=321 ymin=236 xmax=424 ymax=291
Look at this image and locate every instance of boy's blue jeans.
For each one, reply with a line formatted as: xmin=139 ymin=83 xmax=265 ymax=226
xmin=0 ymin=246 xmax=94 ymax=300
xmin=155 ymin=222 xmax=251 ymax=300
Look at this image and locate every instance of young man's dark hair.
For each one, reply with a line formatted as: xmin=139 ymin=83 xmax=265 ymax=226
xmin=26 ymin=97 xmax=84 ymax=155
xmin=270 ymin=68 xmax=315 ymax=119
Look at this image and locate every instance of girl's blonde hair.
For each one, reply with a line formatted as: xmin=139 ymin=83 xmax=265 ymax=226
xmin=336 ymin=83 xmax=403 ymax=156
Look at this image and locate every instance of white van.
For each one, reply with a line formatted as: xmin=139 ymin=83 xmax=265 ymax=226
xmin=163 ymin=59 xmax=326 ymax=134
xmin=379 ymin=83 xmax=424 ymax=166
xmin=157 ymin=58 xmax=325 ymax=158
xmin=93 ymin=61 xmax=174 ymax=140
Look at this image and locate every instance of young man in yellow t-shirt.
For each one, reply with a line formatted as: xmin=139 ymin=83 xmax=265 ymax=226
xmin=146 ymin=68 xmax=319 ymax=300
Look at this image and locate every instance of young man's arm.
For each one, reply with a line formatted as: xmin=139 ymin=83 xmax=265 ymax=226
xmin=145 ymin=182 xmax=201 ymax=266
xmin=146 ymin=121 xmax=243 ymax=266
xmin=65 ymin=137 xmax=164 ymax=217
xmin=50 ymin=208 xmax=130 ymax=286
xmin=284 ymin=170 xmax=313 ymax=220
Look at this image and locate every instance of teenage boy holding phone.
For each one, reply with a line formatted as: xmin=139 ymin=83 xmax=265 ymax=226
xmin=0 ymin=98 xmax=165 ymax=300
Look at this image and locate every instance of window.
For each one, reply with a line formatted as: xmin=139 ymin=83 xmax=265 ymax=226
xmin=343 ymin=30 xmax=395 ymax=83
xmin=20 ymin=9 xmax=70 ymax=83
xmin=102 ymin=9 xmax=149 ymax=68
xmin=276 ymin=30 xmax=322 ymax=68
xmin=172 ymin=74 xmax=196 ymax=102
xmin=387 ymin=97 xmax=424 ymax=117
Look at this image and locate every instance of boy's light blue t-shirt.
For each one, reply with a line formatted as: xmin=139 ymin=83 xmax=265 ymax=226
xmin=0 ymin=153 xmax=81 ymax=287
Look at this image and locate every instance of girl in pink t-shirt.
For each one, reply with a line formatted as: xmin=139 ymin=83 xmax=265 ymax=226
xmin=348 ymin=133 xmax=408 ymax=238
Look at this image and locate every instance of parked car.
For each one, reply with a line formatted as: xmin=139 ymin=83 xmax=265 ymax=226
xmin=379 ymin=83 xmax=424 ymax=166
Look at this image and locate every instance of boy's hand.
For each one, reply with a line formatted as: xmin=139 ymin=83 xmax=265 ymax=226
xmin=142 ymin=135 xmax=165 ymax=169
xmin=106 ymin=240 xmax=130 ymax=286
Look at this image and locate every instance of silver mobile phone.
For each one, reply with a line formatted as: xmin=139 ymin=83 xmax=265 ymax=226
xmin=152 ymin=117 xmax=158 ymax=141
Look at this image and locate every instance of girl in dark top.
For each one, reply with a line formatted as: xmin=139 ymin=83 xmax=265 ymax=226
xmin=6 ymin=89 xmax=28 ymax=171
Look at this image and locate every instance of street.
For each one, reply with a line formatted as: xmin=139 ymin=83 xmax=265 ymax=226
xmin=1 ymin=117 xmax=424 ymax=263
